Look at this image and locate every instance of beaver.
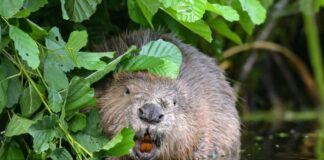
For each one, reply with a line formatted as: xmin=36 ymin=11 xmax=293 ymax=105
xmin=96 ymin=30 xmax=240 ymax=160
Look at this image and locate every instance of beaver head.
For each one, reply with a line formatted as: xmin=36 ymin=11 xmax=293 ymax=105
xmin=98 ymin=72 xmax=190 ymax=160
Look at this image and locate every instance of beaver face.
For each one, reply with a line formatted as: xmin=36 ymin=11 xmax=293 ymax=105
xmin=98 ymin=73 xmax=186 ymax=160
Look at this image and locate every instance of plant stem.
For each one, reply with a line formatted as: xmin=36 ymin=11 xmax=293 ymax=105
xmin=302 ymin=1 xmax=324 ymax=158
xmin=16 ymin=55 xmax=93 ymax=158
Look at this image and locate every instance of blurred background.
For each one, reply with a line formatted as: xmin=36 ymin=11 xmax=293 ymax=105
xmin=18 ymin=0 xmax=324 ymax=159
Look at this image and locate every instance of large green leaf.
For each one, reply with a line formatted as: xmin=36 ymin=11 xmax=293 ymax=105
xmin=0 ymin=141 xmax=24 ymax=160
xmin=75 ymin=133 xmax=108 ymax=153
xmin=19 ymin=84 xmax=45 ymax=117
xmin=164 ymin=8 xmax=212 ymax=42
xmin=119 ymin=56 xmax=164 ymax=72
xmin=23 ymin=0 xmax=48 ymax=12
xmin=9 ymin=25 xmax=40 ymax=69
xmin=74 ymin=109 xmax=108 ymax=153
xmin=135 ymin=0 xmax=160 ymax=28
xmin=50 ymin=148 xmax=73 ymax=160
xmin=159 ymin=0 xmax=180 ymax=8
xmin=48 ymin=89 xmax=63 ymax=113
xmin=65 ymin=30 xmax=88 ymax=64
xmin=0 ymin=64 xmax=8 ymax=113
xmin=65 ymin=77 xmax=96 ymax=115
xmin=238 ymin=0 xmax=266 ymax=25
xmin=208 ymin=18 xmax=242 ymax=44
xmin=0 ymin=0 xmax=24 ymax=17
xmin=172 ymin=0 xmax=207 ymax=23
xmin=2 ymin=60 xmax=23 ymax=108
xmin=127 ymin=0 xmax=149 ymax=26
xmin=139 ymin=39 xmax=182 ymax=65
xmin=44 ymin=54 xmax=69 ymax=91
xmin=231 ymin=0 xmax=254 ymax=35
xmin=45 ymin=27 xmax=74 ymax=72
xmin=206 ymin=2 xmax=239 ymax=22
xmin=85 ymin=46 xmax=137 ymax=84
xmin=119 ymin=39 xmax=182 ymax=79
xmin=5 ymin=114 xmax=35 ymax=137
xmin=77 ymin=51 xmax=114 ymax=70
xmin=25 ymin=19 xmax=48 ymax=40
xmin=69 ymin=113 xmax=87 ymax=132
xmin=28 ymin=115 xmax=59 ymax=153
xmin=149 ymin=60 xmax=180 ymax=79
xmin=61 ymin=0 xmax=102 ymax=22
xmin=103 ymin=128 xmax=135 ymax=157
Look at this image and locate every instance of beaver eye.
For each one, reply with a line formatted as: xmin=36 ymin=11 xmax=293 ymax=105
xmin=125 ymin=87 xmax=130 ymax=95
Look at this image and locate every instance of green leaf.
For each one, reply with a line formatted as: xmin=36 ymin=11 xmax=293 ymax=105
xmin=0 ymin=36 xmax=11 ymax=50
xmin=0 ymin=0 xmax=24 ymax=18
xmin=238 ymin=0 xmax=266 ymax=25
xmin=103 ymin=128 xmax=135 ymax=157
xmin=86 ymin=46 xmax=138 ymax=84
xmin=206 ymin=2 xmax=239 ymax=22
xmin=0 ymin=141 xmax=24 ymax=160
xmin=28 ymin=115 xmax=59 ymax=153
xmin=208 ymin=18 xmax=242 ymax=44
xmin=61 ymin=0 xmax=102 ymax=22
xmin=44 ymin=54 xmax=69 ymax=91
xmin=172 ymin=0 xmax=207 ymax=22
xmin=5 ymin=114 xmax=35 ymax=137
xmin=9 ymin=25 xmax=40 ymax=69
xmin=119 ymin=39 xmax=182 ymax=79
xmin=23 ymin=0 xmax=48 ymax=12
xmin=25 ymin=19 xmax=48 ymax=40
xmin=75 ymin=133 xmax=108 ymax=153
xmin=45 ymin=27 xmax=75 ymax=72
xmin=19 ymin=84 xmax=45 ymax=117
xmin=74 ymin=109 xmax=108 ymax=152
xmin=2 ymin=60 xmax=23 ymax=108
xmin=149 ymin=59 xmax=180 ymax=79
xmin=50 ymin=148 xmax=73 ymax=160
xmin=65 ymin=77 xmax=96 ymax=115
xmin=239 ymin=11 xmax=254 ymax=35
xmin=231 ymin=0 xmax=254 ymax=35
xmin=135 ymin=0 xmax=160 ymax=28
xmin=164 ymin=8 xmax=212 ymax=42
xmin=14 ymin=10 xmax=31 ymax=18
xmin=127 ymin=0 xmax=148 ymax=25
xmin=77 ymin=52 xmax=114 ymax=70
xmin=69 ymin=113 xmax=87 ymax=132
xmin=119 ymin=56 xmax=164 ymax=71
xmin=48 ymin=89 xmax=63 ymax=113
xmin=159 ymin=0 xmax=180 ymax=8
xmin=65 ymin=30 xmax=88 ymax=64
xmin=0 ymin=64 xmax=8 ymax=113
xmin=140 ymin=39 xmax=182 ymax=65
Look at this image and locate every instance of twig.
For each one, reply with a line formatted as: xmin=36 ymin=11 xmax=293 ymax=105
xmin=221 ymin=41 xmax=319 ymax=102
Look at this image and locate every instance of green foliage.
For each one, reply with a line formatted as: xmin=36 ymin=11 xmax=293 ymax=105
xmin=0 ymin=0 xmax=270 ymax=159
xmin=128 ymin=0 xmax=267 ymax=42
xmin=119 ymin=39 xmax=182 ymax=79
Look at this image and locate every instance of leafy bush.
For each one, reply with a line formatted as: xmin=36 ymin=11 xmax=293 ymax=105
xmin=0 ymin=0 xmax=269 ymax=159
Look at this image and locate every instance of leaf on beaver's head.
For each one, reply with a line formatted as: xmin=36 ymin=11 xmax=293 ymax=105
xmin=118 ymin=39 xmax=182 ymax=79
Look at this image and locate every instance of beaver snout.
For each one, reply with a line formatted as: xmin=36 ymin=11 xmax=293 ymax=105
xmin=138 ymin=103 xmax=164 ymax=124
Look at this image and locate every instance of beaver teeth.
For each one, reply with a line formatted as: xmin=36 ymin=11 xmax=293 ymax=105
xmin=140 ymin=133 xmax=154 ymax=153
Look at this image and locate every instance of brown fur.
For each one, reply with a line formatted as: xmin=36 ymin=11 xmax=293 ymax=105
xmin=96 ymin=30 xmax=240 ymax=160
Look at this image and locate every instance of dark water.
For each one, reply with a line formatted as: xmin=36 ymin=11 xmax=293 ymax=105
xmin=241 ymin=121 xmax=322 ymax=160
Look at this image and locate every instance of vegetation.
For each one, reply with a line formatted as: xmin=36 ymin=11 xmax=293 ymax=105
xmin=0 ymin=0 xmax=323 ymax=159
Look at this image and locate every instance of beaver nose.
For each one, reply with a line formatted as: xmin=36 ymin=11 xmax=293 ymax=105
xmin=138 ymin=103 xmax=164 ymax=124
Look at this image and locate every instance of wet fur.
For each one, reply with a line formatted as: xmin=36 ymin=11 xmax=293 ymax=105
xmin=96 ymin=30 xmax=240 ymax=160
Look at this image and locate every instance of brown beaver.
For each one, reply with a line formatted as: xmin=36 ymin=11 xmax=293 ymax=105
xmin=96 ymin=30 xmax=240 ymax=160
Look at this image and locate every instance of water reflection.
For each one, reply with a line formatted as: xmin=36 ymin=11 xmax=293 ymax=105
xmin=241 ymin=121 xmax=321 ymax=160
